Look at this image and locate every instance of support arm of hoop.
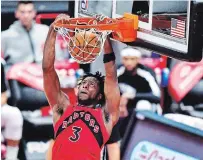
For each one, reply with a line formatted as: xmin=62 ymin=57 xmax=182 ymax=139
xmin=123 ymin=12 xmax=138 ymax=30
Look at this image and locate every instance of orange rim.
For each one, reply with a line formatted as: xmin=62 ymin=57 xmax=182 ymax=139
xmin=54 ymin=17 xmax=134 ymax=31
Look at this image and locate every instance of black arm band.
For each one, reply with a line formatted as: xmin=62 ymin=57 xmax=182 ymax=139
xmin=103 ymin=52 xmax=116 ymax=63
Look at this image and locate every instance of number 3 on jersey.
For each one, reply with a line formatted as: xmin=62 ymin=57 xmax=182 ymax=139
xmin=69 ymin=126 xmax=82 ymax=142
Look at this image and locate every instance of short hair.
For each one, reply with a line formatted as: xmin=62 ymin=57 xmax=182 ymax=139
xmin=78 ymin=71 xmax=105 ymax=106
xmin=17 ymin=1 xmax=34 ymax=8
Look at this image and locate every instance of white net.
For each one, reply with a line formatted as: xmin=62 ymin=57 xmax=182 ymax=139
xmin=54 ymin=17 xmax=113 ymax=64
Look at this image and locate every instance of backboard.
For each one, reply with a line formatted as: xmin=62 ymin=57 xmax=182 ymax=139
xmin=75 ymin=0 xmax=113 ymax=18
xmin=75 ymin=0 xmax=203 ymax=62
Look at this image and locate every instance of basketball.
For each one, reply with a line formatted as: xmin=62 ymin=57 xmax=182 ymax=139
xmin=68 ymin=31 xmax=101 ymax=63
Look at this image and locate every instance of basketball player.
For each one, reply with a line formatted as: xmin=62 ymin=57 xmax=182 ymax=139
xmin=42 ymin=14 xmax=120 ymax=160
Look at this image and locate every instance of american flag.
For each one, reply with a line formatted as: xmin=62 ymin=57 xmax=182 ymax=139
xmin=171 ymin=18 xmax=186 ymax=38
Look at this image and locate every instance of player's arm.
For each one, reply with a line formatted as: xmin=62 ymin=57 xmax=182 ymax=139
xmin=103 ymin=38 xmax=120 ymax=125
xmin=42 ymin=17 xmax=70 ymax=113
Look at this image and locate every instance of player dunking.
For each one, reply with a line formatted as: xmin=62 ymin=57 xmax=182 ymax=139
xmin=42 ymin=15 xmax=120 ymax=160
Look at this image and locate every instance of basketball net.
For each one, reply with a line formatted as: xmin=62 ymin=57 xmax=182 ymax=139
xmin=54 ymin=17 xmax=112 ymax=64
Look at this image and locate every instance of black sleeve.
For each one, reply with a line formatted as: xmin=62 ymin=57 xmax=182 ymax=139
xmin=106 ymin=122 xmax=121 ymax=144
xmin=1 ymin=63 xmax=7 ymax=93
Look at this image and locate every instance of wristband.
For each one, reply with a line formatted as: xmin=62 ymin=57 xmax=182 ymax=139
xmin=103 ymin=52 xmax=115 ymax=63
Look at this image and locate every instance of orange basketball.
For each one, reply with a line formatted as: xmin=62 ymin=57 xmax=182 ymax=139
xmin=68 ymin=31 xmax=101 ymax=63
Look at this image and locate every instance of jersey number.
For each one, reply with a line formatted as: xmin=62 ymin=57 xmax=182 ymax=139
xmin=69 ymin=126 xmax=82 ymax=142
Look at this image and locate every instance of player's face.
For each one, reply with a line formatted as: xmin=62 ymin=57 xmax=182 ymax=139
xmin=15 ymin=4 xmax=36 ymax=28
xmin=77 ymin=77 xmax=100 ymax=105
xmin=122 ymin=56 xmax=139 ymax=71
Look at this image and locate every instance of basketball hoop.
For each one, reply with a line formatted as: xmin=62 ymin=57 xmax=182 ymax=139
xmin=54 ymin=13 xmax=138 ymax=64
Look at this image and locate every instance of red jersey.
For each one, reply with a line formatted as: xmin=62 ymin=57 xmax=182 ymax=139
xmin=53 ymin=105 xmax=110 ymax=160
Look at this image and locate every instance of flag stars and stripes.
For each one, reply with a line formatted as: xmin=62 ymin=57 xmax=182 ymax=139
xmin=171 ymin=18 xmax=186 ymax=38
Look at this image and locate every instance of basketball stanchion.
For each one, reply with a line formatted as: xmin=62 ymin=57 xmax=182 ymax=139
xmin=54 ymin=13 xmax=138 ymax=64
